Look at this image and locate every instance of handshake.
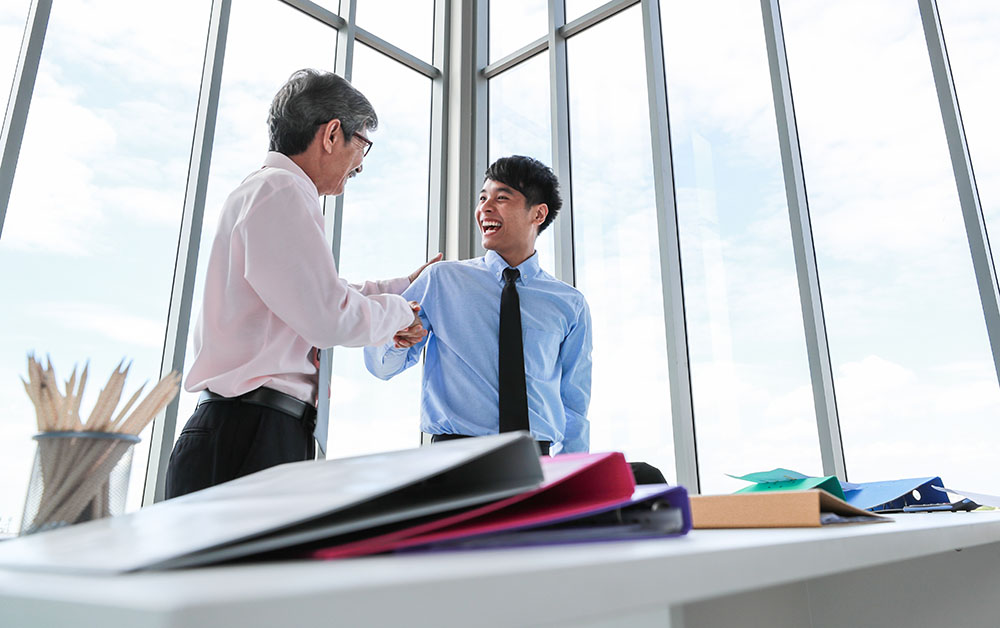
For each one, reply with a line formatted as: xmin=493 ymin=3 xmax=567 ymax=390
xmin=393 ymin=301 xmax=426 ymax=349
xmin=392 ymin=252 xmax=442 ymax=349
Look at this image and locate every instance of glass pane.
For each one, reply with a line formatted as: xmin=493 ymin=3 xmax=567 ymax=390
xmin=938 ymin=3 xmax=1000 ymax=273
xmin=782 ymin=1 xmax=1000 ymax=490
xmin=565 ymin=0 xmax=608 ymax=24
xmin=533 ymin=214 xmax=555 ymax=275
xmin=488 ymin=52 xmax=555 ymax=275
xmin=0 ymin=0 xmax=208 ymax=531
xmin=356 ymin=0 xmax=434 ymax=63
xmin=662 ymin=0 xmax=821 ymax=492
xmin=490 ymin=0 xmax=547 ymax=63
xmin=568 ymin=6 xmax=675 ymax=478
xmin=174 ymin=2 xmax=338 ymax=442
xmin=0 ymin=2 xmax=30 ymax=115
xmin=329 ymin=44 xmax=431 ymax=458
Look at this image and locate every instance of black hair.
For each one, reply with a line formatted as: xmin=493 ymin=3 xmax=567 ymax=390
xmin=267 ymin=69 xmax=378 ymax=156
xmin=483 ymin=156 xmax=562 ymax=233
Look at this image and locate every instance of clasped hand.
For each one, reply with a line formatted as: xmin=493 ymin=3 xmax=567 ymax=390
xmin=394 ymin=253 xmax=443 ymax=349
xmin=394 ymin=301 xmax=426 ymax=349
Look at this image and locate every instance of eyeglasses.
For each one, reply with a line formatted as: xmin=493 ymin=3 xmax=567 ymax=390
xmin=319 ymin=121 xmax=374 ymax=157
xmin=352 ymin=132 xmax=373 ymax=157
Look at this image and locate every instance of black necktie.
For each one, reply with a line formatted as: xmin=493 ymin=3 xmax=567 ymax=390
xmin=499 ymin=268 xmax=529 ymax=434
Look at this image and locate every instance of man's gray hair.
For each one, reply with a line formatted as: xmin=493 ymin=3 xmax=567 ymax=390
xmin=267 ymin=69 xmax=378 ymax=156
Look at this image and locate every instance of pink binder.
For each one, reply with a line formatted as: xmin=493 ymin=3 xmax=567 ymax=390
xmin=312 ymin=451 xmax=638 ymax=559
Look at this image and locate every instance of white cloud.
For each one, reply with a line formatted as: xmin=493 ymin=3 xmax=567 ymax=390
xmin=490 ymin=51 xmax=552 ymax=164
xmin=490 ymin=0 xmax=548 ymax=62
xmin=3 ymin=71 xmax=114 ymax=254
xmin=0 ymin=5 xmax=29 ymax=114
xmin=40 ymin=302 xmax=164 ymax=349
xmin=833 ymin=353 xmax=1000 ymax=486
xmin=2 ymin=3 xmax=205 ymax=255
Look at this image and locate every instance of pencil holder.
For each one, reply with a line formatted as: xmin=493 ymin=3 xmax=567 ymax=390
xmin=20 ymin=431 xmax=140 ymax=535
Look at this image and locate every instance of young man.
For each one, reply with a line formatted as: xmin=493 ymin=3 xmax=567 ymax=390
xmin=365 ymin=156 xmax=592 ymax=454
xmin=165 ymin=69 xmax=436 ymax=498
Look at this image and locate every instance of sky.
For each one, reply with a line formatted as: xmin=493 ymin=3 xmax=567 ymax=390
xmin=1 ymin=0 xmax=998 ymax=531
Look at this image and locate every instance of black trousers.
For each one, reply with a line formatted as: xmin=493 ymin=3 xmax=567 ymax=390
xmin=165 ymin=398 xmax=316 ymax=499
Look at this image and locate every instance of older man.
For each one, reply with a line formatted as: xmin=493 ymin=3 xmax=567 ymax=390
xmin=165 ymin=69 xmax=435 ymax=498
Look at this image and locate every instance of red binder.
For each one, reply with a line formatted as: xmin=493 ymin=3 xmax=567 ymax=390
xmin=312 ymin=451 xmax=652 ymax=559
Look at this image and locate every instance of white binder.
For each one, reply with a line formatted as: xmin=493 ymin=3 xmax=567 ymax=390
xmin=0 ymin=432 xmax=543 ymax=574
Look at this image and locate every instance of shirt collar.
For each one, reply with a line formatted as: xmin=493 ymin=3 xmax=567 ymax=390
xmin=484 ymin=249 xmax=542 ymax=286
xmin=262 ymin=151 xmax=319 ymax=197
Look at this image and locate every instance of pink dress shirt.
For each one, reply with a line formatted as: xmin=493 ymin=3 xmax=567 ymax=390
xmin=185 ymin=152 xmax=413 ymax=404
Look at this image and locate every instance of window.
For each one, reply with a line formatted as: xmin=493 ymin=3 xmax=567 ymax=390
xmin=567 ymin=5 xmax=675 ymax=476
xmin=782 ymin=0 xmax=1000 ymax=489
xmin=937 ymin=3 xmax=1000 ymax=268
xmin=489 ymin=0 xmax=547 ymax=62
xmin=328 ymin=44 xmax=432 ymax=458
xmin=661 ymin=0 xmax=821 ymax=491
xmin=488 ymin=51 xmax=555 ymax=275
xmin=356 ymin=0 xmax=434 ymax=63
xmin=0 ymin=2 xmax=30 ymax=115
xmin=0 ymin=0 xmax=208 ymax=531
xmin=565 ymin=0 xmax=609 ymax=23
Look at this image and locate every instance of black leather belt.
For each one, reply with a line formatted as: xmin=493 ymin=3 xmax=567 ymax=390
xmin=431 ymin=433 xmax=552 ymax=456
xmin=198 ymin=388 xmax=316 ymax=423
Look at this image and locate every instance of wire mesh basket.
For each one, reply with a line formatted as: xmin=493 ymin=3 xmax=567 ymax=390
xmin=20 ymin=431 xmax=139 ymax=535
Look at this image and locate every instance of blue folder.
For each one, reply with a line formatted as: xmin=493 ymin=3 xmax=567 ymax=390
xmin=842 ymin=477 xmax=948 ymax=512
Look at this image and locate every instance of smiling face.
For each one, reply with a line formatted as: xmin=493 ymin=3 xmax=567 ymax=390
xmin=476 ymin=178 xmax=548 ymax=267
xmin=325 ymin=126 xmax=370 ymax=196
xmin=303 ymin=120 xmax=371 ymax=197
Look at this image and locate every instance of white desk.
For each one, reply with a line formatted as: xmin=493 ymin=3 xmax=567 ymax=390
xmin=2 ymin=512 xmax=999 ymax=628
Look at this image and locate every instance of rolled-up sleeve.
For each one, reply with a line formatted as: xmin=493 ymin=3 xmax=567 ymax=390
xmin=240 ymin=183 xmax=413 ymax=349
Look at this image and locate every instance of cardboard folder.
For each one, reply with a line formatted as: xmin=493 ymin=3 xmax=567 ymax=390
xmin=690 ymin=489 xmax=890 ymax=529
xmin=0 ymin=432 xmax=544 ymax=574
xmin=311 ymin=452 xmax=691 ymax=559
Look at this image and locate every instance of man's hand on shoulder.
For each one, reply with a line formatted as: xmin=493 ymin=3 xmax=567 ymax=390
xmin=408 ymin=252 xmax=443 ymax=284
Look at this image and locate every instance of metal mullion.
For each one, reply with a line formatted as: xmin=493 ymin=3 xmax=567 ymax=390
xmin=760 ymin=0 xmax=846 ymax=479
xmin=278 ymin=0 xmax=346 ymax=29
xmin=464 ymin=0 xmax=488 ymax=260
xmin=315 ymin=0 xmax=358 ymax=459
xmin=315 ymin=195 xmax=339 ymax=460
xmin=143 ymin=0 xmax=232 ymax=505
xmin=0 ymin=0 xmax=52 ymax=237
xmin=918 ymin=0 xmax=1000 ymax=392
xmin=427 ymin=0 xmax=450 ymax=259
xmin=640 ymin=0 xmax=698 ymax=492
xmin=419 ymin=0 xmax=450 ymax=447
xmin=355 ymin=28 xmax=439 ymax=79
xmin=482 ymin=36 xmax=547 ymax=80
xmin=547 ymin=0 xmax=575 ymax=285
xmin=560 ymin=0 xmax=638 ymax=39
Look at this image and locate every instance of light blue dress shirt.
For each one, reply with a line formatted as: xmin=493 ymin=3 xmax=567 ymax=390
xmin=364 ymin=250 xmax=592 ymax=452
